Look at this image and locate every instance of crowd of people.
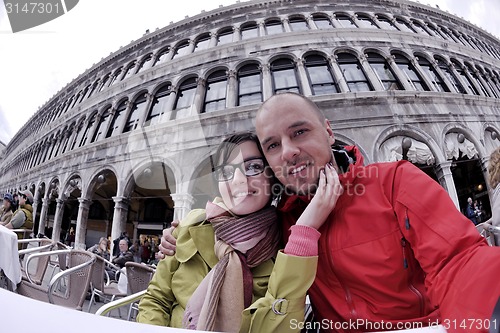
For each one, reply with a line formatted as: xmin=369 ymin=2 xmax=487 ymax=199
xmin=0 ymin=190 xmax=33 ymax=234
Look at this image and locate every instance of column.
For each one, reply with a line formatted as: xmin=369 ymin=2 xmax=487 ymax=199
xmin=187 ymin=39 xmax=196 ymax=54
xmin=161 ymin=86 xmax=177 ymax=122
xmin=37 ymin=197 xmax=50 ymax=235
xmin=328 ymin=55 xmax=350 ymax=93
xmin=110 ymin=196 xmax=129 ymax=257
xmin=307 ymin=15 xmax=318 ymax=30
xmin=434 ymin=161 xmax=460 ymax=209
xmin=170 ymin=193 xmax=195 ymax=222
xmin=282 ymin=18 xmax=291 ymax=32
xmin=51 ymin=198 xmax=65 ymax=244
xmin=480 ymin=157 xmax=493 ymax=208
xmin=75 ymin=198 xmax=92 ymax=250
xmin=137 ymin=93 xmax=154 ymax=126
xmin=295 ymin=58 xmax=313 ymax=96
xmin=226 ymin=70 xmax=238 ymax=108
xmin=31 ymin=194 xmax=39 ymax=230
xmin=257 ymin=21 xmax=266 ymax=37
xmin=388 ymin=56 xmax=414 ymax=91
xmin=209 ymin=31 xmax=218 ymax=48
xmin=432 ymin=59 xmax=456 ymax=93
xmin=116 ymin=102 xmax=133 ymax=134
xmin=260 ymin=64 xmax=273 ymax=100
xmin=359 ymin=54 xmax=384 ymax=91
xmin=190 ymin=78 xmax=206 ymax=116
xmin=233 ymin=27 xmax=241 ymax=42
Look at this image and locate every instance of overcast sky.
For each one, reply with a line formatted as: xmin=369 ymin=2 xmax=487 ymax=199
xmin=0 ymin=0 xmax=499 ymax=145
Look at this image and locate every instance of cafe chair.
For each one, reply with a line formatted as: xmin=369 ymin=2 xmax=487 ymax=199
xmin=17 ymin=249 xmax=96 ymax=311
xmin=18 ymin=238 xmax=55 ymax=285
xmin=124 ymin=262 xmax=155 ymax=320
xmin=87 ymin=255 xmax=127 ymax=314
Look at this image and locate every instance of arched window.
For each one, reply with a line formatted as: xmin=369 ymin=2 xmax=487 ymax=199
xmin=304 ymin=54 xmax=339 ymax=95
xmin=336 ymin=53 xmax=372 ymax=92
xmin=79 ymin=113 xmax=97 ymax=147
xmin=108 ymin=68 xmax=123 ymax=87
xmin=265 ymin=19 xmax=283 ymax=35
xmin=172 ymin=40 xmax=190 ymax=59
xmin=194 ymin=33 xmax=211 ymax=51
xmin=438 ymin=26 xmax=456 ymax=42
xmin=356 ymin=14 xmax=377 ymax=29
xmin=121 ymin=62 xmax=137 ymax=81
xmin=145 ymin=84 xmax=172 ymax=126
xmin=271 ymin=58 xmax=300 ymax=93
xmin=376 ymin=16 xmax=398 ymax=30
xmin=366 ymin=53 xmax=402 ymax=90
xmin=465 ymin=63 xmax=489 ymax=96
xmin=174 ymin=77 xmax=197 ymax=110
xmin=153 ymin=48 xmax=170 ymax=66
xmin=335 ymin=13 xmax=356 ymax=28
xmin=425 ymin=23 xmax=444 ymax=39
xmin=392 ymin=54 xmax=429 ymax=91
xmin=435 ymin=57 xmax=466 ymax=94
xmin=136 ymin=54 xmax=153 ymax=73
xmin=86 ymin=80 xmax=99 ymax=99
xmin=91 ymin=107 xmax=111 ymax=143
xmin=78 ymin=86 xmax=89 ymax=104
xmin=124 ymin=93 xmax=148 ymax=132
xmin=109 ymin=68 xmax=123 ymax=86
xmin=238 ymin=64 xmax=262 ymax=106
xmin=417 ymin=57 xmax=449 ymax=92
xmin=70 ymin=120 xmax=85 ymax=150
xmin=98 ymin=74 xmax=110 ymax=92
xmin=204 ymin=70 xmax=228 ymax=113
xmin=411 ymin=20 xmax=431 ymax=36
xmin=395 ymin=18 xmax=415 ymax=33
xmin=312 ymin=14 xmax=333 ymax=29
xmin=483 ymin=68 xmax=500 ymax=98
xmin=289 ymin=16 xmax=308 ymax=31
xmin=217 ymin=27 xmax=233 ymax=45
xmin=106 ymin=100 xmax=127 ymax=138
xmin=450 ymin=60 xmax=478 ymax=95
xmin=241 ymin=22 xmax=259 ymax=39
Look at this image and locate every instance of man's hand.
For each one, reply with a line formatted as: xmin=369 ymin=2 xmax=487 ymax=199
xmin=157 ymin=219 xmax=179 ymax=259
xmin=296 ymin=163 xmax=343 ymax=230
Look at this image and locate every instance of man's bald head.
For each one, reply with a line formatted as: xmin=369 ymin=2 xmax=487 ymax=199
xmin=256 ymin=92 xmax=326 ymax=123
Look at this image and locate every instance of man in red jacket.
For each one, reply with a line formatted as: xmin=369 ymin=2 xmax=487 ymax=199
xmin=254 ymin=92 xmax=500 ymax=332
xmin=161 ymin=92 xmax=500 ymax=332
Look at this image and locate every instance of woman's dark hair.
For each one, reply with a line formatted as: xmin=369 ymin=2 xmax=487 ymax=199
xmin=212 ymin=131 xmax=265 ymax=169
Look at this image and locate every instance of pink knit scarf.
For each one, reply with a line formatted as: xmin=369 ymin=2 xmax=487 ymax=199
xmin=183 ymin=201 xmax=280 ymax=331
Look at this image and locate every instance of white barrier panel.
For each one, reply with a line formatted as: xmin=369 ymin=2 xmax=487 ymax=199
xmin=0 ymin=287 xmax=197 ymax=332
xmin=1 ymin=287 xmax=448 ymax=333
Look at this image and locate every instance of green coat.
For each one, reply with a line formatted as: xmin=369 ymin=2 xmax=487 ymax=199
xmin=137 ymin=209 xmax=317 ymax=332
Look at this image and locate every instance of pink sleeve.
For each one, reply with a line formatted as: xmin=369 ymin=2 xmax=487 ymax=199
xmin=283 ymin=224 xmax=321 ymax=257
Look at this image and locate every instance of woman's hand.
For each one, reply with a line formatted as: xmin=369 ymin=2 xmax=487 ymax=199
xmin=156 ymin=220 xmax=179 ymax=259
xmin=296 ymin=163 xmax=343 ymax=230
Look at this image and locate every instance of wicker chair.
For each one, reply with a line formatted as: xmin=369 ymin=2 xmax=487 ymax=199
xmin=17 ymin=249 xmax=96 ymax=310
xmin=18 ymin=238 xmax=55 ymax=285
xmin=87 ymin=255 xmax=127 ymax=314
xmin=124 ymin=262 xmax=156 ymax=320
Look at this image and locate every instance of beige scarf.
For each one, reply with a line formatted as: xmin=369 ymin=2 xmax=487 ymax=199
xmin=183 ymin=200 xmax=280 ymax=332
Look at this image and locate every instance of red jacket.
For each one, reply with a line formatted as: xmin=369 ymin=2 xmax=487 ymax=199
xmin=278 ymin=146 xmax=500 ymax=333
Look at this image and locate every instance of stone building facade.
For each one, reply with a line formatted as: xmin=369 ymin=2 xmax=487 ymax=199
xmin=1 ymin=0 xmax=499 ymax=251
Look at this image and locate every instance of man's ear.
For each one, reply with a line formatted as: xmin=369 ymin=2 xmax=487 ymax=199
xmin=324 ymin=119 xmax=335 ymax=145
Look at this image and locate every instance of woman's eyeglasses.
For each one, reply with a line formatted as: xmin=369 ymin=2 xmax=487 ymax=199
xmin=213 ymin=158 xmax=266 ymax=182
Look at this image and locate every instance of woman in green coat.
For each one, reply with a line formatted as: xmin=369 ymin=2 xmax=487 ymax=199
xmin=137 ymin=132 xmax=341 ymax=332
